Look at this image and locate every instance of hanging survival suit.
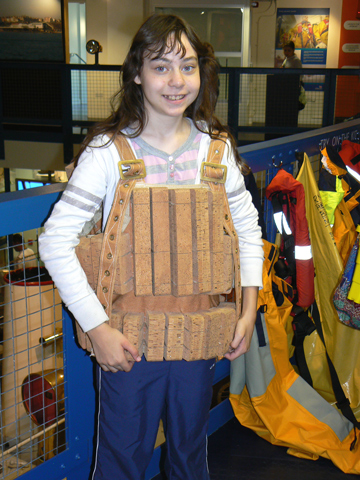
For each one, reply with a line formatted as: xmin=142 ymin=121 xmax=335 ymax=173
xmin=230 ymin=239 xmax=360 ymax=475
xmin=266 ymin=168 xmax=315 ymax=308
xmin=68 ymin=134 xmax=242 ymax=361
xmin=295 ymin=153 xmax=360 ymax=415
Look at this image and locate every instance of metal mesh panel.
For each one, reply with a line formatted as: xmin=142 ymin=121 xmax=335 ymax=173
xmin=215 ymin=73 xmax=229 ymax=125
xmin=72 ymin=69 xmax=120 ymax=122
xmin=222 ymin=72 xmax=327 ymax=130
xmin=244 ymin=74 xmax=267 ymax=127
xmin=0 ymin=229 xmax=66 ymax=479
xmin=299 ymin=75 xmax=325 ymax=128
xmin=1 ymin=69 xmax=62 ymax=121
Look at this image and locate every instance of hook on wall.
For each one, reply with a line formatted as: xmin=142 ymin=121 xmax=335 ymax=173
xmin=272 ymin=156 xmax=283 ymax=168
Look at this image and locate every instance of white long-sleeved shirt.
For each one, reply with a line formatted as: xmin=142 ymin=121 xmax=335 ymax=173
xmin=39 ymin=128 xmax=264 ymax=332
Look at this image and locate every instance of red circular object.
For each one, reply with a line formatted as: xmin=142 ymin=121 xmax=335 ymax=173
xmin=22 ymin=373 xmax=57 ymax=425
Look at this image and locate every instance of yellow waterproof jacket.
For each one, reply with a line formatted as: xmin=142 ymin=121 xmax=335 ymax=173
xmin=230 ymin=238 xmax=360 ymax=474
xmin=297 ymin=154 xmax=360 ymax=414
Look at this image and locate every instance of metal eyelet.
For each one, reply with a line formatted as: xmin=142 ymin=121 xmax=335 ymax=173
xmin=107 ymin=253 xmax=113 ymax=259
xmin=103 ymin=287 xmax=108 ymax=293
xmin=105 ymin=270 xmax=110 ymax=276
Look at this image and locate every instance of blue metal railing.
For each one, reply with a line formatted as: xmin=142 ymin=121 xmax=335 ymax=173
xmin=0 ymin=62 xmax=359 ymax=165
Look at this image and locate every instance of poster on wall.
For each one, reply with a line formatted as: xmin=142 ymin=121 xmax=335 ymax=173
xmin=0 ymin=0 xmax=64 ymax=62
xmin=275 ymin=8 xmax=330 ymax=68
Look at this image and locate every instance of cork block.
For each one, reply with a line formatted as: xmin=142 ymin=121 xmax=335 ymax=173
xmin=134 ymin=254 xmax=153 ymax=296
xmin=183 ymin=313 xmax=205 ymax=360
xmin=211 ymin=191 xmax=225 ymax=294
xmin=132 ymin=188 xmax=151 ymax=254
xmin=211 ymin=191 xmax=224 ymax=249
xmin=183 ymin=330 xmax=205 ymax=361
xmin=218 ymin=303 xmax=236 ymax=356
xmin=110 ymin=306 xmax=125 ymax=331
xmin=164 ymin=346 xmax=184 ymax=361
xmin=164 ymin=313 xmax=184 ymax=360
xmin=151 ymin=187 xmax=171 ymax=295
xmin=191 ymin=188 xmax=212 ymax=294
xmin=76 ymin=235 xmax=102 ymax=290
xmin=114 ymin=232 xmax=134 ymax=295
xmin=211 ymin=251 xmax=225 ymax=294
xmin=132 ymin=188 xmax=152 ymax=295
xmin=211 ymin=303 xmax=236 ymax=357
xmin=123 ymin=313 xmax=144 ymax=356
xmin=170 ymin=189 xmax=193 ymax=296
xmin=202 ymin=309 xmax=223 ymax=359
xmin=144 ymin=312 xmax=166 ymax=361
xmin=164 ymin=313 xmax=184 ymax=361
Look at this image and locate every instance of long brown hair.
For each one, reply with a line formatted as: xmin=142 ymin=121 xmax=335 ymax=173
xmin=75 ymin=13 xmax=244 ymax=169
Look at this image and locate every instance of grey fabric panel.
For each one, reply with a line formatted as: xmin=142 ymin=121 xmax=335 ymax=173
xmin=244 ymin=312 xmax=276 ymax=398
xmin=230 ymin=312 xmax=276 ymax=397
xmin=61 ymin=193 xmax=98 ymax=213
xmin=66 ymin=183 xmax=102 ymax=204
xmin=287 ymin=377 xmax=353 ymax=442
xmin=230 ymin=354 xmax=245 ymax=395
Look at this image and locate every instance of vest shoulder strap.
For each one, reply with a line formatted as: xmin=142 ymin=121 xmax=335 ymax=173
xmin=201 ymin=133 xmax=243 ymax=319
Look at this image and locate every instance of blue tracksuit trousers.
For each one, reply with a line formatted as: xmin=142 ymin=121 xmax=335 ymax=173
xmin=92 ymin=357 xmax=216 ymax=480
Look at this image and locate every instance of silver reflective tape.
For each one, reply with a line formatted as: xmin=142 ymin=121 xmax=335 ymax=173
xmin=294 ymin=245 xmax=312 ymax=260
xmin=61 ymin=193 xmax=97 ymax=213
xmin=66 ymin=184 xmax=102 ymax=205
xmin=227 ymin=184 xmax=246 ymax=200
xmin=287 ymin=377 xmax=353 ymax=442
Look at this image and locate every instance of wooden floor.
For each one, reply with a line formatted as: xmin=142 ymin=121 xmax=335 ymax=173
xmin=153 ymin=416 xmax=358 ymax=480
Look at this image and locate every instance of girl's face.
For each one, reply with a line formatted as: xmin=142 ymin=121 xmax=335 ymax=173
xmin=134 ymin=34 xmax=200 ymax=123
xmin=283 ymin=46 xmax=294 ymax=58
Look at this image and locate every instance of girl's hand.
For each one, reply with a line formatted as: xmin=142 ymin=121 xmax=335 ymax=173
xmin=224 ymin=286 xmax=259 ymax=361
xmin=87 ymin=323 xmax=141 ymax=372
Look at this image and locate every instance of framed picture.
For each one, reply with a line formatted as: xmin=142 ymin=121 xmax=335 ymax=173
xmin=275 ymin=8 xmax=329 ymax=68
xmin=0 ymin=0 xmax=65 ymax=62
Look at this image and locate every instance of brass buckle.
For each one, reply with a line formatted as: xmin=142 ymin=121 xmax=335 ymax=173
xmin=200 ymin=162 xmax=227 ymax=184
xmin=118 ymin=159 xmax=146 ymax=180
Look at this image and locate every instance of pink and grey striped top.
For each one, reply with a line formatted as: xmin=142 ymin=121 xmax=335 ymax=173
xmin=129 ymin=121 xmax=203 ymax=185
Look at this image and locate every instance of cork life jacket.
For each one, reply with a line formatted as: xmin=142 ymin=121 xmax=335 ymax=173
xmin=69 ymin=133 xmax=241 ymax=361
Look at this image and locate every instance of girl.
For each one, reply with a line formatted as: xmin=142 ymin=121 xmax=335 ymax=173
xmin=39 ymin=13 xmax=264 ymax=480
